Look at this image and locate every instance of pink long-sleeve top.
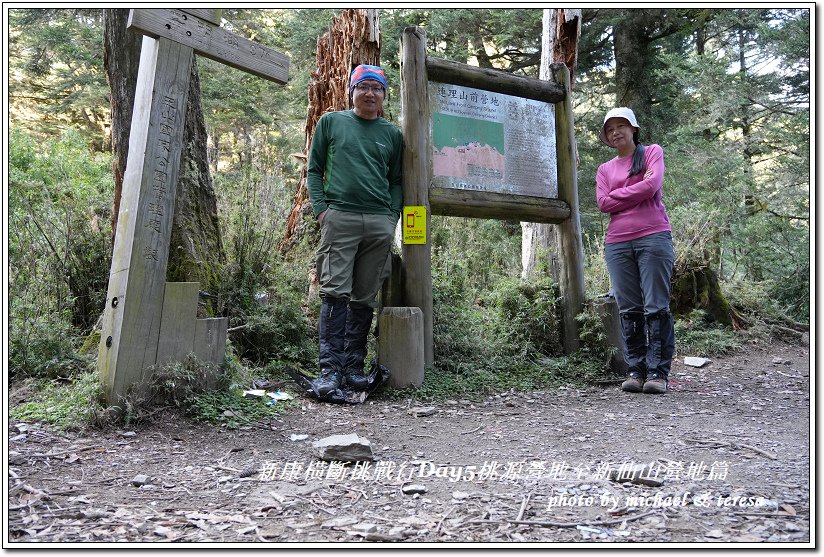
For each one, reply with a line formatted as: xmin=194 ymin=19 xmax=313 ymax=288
xmin=596 ymin=143 xmax=671 ymax=244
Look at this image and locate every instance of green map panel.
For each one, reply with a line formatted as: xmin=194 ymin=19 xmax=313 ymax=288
xmin=432 ymin=112 xmax=505 ymax=154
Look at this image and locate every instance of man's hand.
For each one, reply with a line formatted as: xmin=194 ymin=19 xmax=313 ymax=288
xmin=317 ymin=210 xmax=326 ymax=224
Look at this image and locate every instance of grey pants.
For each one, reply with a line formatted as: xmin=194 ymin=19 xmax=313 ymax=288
xmin=605 ymin=231 xmax=676 ymax=376
xmin=604 ymin=231 xmax=675 ymax=316
xmin=316 ymin=208 xmax=397 ymax=309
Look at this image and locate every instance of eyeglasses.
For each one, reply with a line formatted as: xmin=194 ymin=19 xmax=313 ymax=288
xmin=354 ymin=83 xmax=385 ymax=93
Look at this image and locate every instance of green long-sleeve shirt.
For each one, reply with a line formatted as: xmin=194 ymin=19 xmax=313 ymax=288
xmin=307 ymin=110 xmax=404 ymax=218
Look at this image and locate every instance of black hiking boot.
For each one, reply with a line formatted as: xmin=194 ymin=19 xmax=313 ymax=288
xmin=620 ymin=312 xmax=648 ymax=373
xmin=313 ymin=368 xmax=344 ymax=397
xmin=644 ymin=309 xmax=675 ymax=395
xmin=319 ymin=296 xmax=348 ymax=374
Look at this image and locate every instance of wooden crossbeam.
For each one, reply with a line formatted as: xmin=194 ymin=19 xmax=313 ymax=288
xmin=178 ymin=9 xmax=222 ymax=26
xmin=426 ymin=56 xmax=565 ymax=104
xmin=128 ymin=8 xmax=289 ymax=83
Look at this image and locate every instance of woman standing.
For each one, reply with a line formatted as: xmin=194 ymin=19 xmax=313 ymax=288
xmin=596 ymin=107 xmax=675 ymax=394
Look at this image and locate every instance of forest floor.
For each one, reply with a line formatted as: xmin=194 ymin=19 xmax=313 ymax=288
xmin=6 ymin=338 xmax=812 ymax=547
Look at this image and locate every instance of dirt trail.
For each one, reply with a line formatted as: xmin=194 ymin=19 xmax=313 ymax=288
xmin=6 ymin=340 xmax=811 ymax=545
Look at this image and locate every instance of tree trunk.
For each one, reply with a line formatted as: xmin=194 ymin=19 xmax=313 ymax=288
xmin=521 ymin=9 xmax=580 ymax=281
xmin=279 ymin=9 xmax=381 ymax=252
xmin=167 ymin=58 xmax=226 ymax=293
xmin=613 ymin=11 xmax=652 ymax=123
xmin=103 ymin=9 xmax=141 ymax=248
xmin=104 ymin=9 xmax=225 ymax=295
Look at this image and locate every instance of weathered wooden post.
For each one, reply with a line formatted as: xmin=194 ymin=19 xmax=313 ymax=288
xmin=98 ymin=9 xmax=289 ymax=408
xmin=592 ymin=295 xmax=627 ymax=374
xmin=552 ymin=63 xmax=585 ymax=353
xmin=399 ymin=27 xmax=434 ymax=366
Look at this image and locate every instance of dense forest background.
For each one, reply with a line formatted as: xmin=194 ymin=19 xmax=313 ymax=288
xmin=6 ymin=8 xmax=810 ymax=418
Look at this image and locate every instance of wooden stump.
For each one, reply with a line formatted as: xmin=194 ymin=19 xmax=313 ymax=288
xmin=591 ymin=295 xmax=628 ymax=374
xmin=378 ymin=307 xmax=425 ymax=388
xmin=194 ymin=317 xmax=228 ymax=388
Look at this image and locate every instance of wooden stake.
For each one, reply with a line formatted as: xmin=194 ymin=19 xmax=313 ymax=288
xmin=552 ymin=63 xmax=585 ymax=353
xmin=399 ymin=27 xmax=434 ymax=366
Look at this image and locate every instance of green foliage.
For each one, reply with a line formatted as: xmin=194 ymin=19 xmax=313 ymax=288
xmin=213 ymin=169 xmax=317 ymax=369
xmin=187 ymin=390 xmax=296 ymax=428
xmin=9 ymin=128 xmax=112 ymax=379
xmin=582 ymin=233 xmax=611 ymax=298
xmin=575 ymin=304 xmax=616 ymax=364
xmin=228 ymin=292 xmax=317 ymax=368
xmin=10 ymin=371 xmax=104 ymax=430
xmin=9 ymin=306 xmax=91 ymax=379
xmin=402 ymin=287 xmax=610 ymax=401
xmin=484 ymin=277 xmax=561 ymax=357
xmin=674 ymin=310 xmax=741 ymax=356
xmin=149 ymin=354 xmax=297 ymax=428
xmin=411 ymin=271 xmax=567 ymax=401
xmin=8 ymin=9 xmax=109 ymax=149
xmin=9 ymin=128 xmax=112 ymax=331
xmin=722 ymin=278 xmax=803 ymax=326
xmin=430 ymin=216 xmax=522 ymax=294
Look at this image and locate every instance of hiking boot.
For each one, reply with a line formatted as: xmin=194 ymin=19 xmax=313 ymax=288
xmin=645 ymin=310 xmax=675 ymax=378
xmin=621 ymin=370 xmax=644 ymax=393
xmin=643 ymin=371 xmax=667 ymax=394
xmin=313 ymin=368 xmax=343 ymax=396
xmin=343 ymin=369 xmax=370 ymax=391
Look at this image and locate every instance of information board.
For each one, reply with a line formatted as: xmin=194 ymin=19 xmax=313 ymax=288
xmin=429 ymin=81 xmax=558 ymax=199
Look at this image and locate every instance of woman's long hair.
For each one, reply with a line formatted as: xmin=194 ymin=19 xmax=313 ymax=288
xmin=629 ymin=130 xmax=646 ymax=177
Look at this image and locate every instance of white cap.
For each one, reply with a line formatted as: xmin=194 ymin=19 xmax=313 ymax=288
xmin=599 ymin=107 xmax=640 ymax=146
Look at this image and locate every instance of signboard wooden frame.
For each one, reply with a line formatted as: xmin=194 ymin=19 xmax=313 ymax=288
xmin=399 ymin=26 xmax=585 ymax=365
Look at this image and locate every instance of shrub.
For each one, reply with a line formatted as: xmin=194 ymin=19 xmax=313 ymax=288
xmin=9 ymin=128 xmax=113 ymax=332
xmin=9 ymin=306 xmax=90 ymax=379
xmin=674 ymin=310 xmax=740 ymax=356
xmin=485 ymin=276 xmax=562 ymax=357
xmin=147 ymin=353 xmax=296 ymax=428
xmin=10 ymin=370 xmax=104 ymax=430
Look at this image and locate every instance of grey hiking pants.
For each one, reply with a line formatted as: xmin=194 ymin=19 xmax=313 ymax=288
xmin=604 ymin=231 xmax=675 ymax=316
xmin=605 ymin=231 xmax=676 ymax=375
xmin=316 ymin=208 xmax=397 ymax=309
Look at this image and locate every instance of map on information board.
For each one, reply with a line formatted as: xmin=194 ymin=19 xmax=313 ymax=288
xmin=429 ymin=82 xmax=558 ymax=198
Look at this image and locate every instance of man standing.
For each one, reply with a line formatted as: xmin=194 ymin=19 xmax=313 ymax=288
xmin=307 ymin=64 xmax=404 ymax=395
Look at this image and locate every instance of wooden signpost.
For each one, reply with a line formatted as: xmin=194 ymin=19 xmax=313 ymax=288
xmin=398 ymin=26 xmax=585 ymax=364
xmin=98 ymin=9 xmax=289 ymax=408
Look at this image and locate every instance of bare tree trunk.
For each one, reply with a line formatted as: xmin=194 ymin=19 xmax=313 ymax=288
xmin=279 ymin=9 xmax=381 ymax=253
xmin=104 ymin=9 xmax=225 ymax=294
xmin=521 ymin=9 xmax=581 ymax=281
xmin=613 ymin=10 xmax=652 ymax=122
xmin=103 ymin=9 xmax=141 ymax=248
